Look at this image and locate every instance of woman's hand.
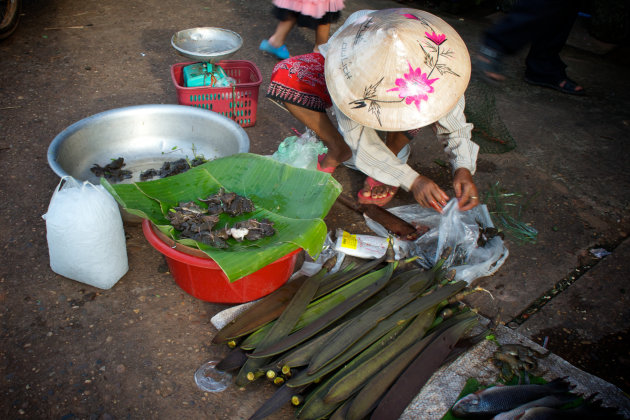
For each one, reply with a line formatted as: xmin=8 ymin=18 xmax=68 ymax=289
xmin=453 ymin=168 xmax=479 ymax=211
xmin=410 ymin=175 xmax=449 ymax=212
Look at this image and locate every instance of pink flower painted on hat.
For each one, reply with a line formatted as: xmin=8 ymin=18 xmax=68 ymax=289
xmin=425 ymin=31 xmax=446 ymax=45
xmin=402 ymin=13 xmax=420 ymax=20
xmin=346 ymin=13 xmax=460 ymax=127
xmin=387 ymin=62 xmax=439 ymax=111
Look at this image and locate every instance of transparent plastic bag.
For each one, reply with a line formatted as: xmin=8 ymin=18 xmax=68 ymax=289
xmin=42 ymin=176 xmax=129 ymax=289
xmin=194 ymin=360 xmax=231 ymax=392
xmin=213 ymin=75 xmax=236 ymax=87
xmin=271 ymin=129 xmax=328 ymax=170
xmin=292 ymin=231 xmax=344 ymax=277
xmin=365 ymin=199 xmax=508 ymax=284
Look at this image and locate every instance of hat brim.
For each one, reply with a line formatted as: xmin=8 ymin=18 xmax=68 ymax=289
xmin=325 ymin=8 xmax=471 ymax=131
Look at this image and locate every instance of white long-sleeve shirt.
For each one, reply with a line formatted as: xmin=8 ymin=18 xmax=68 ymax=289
xmin=320 ymin=10 xmax=479 ymax=192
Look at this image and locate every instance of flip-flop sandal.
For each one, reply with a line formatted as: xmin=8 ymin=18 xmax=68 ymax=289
xmin=357 ymin=176 xmax=398 ymax=207
xmin=316 ymin=154 xmax=335 ymax=174
xmin=524 ymin=76 xmax=585 ymax=96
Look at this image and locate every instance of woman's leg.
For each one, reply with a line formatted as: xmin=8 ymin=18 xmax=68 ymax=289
xmin=314 ymin=23 xmax=331 ymax=52
xmin=385 ymin=131 xmax=410 ymax=156
xmin=284 ymin=103 xmax=351 ymax=169
xmin=524 ymin=0 xmax=583 ymax=92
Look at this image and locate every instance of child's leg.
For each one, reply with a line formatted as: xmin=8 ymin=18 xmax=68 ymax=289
xmin=314 ymin=23 xmax=331 ymax=52
xmin=269 ymin=14 xmax=297 ymax=48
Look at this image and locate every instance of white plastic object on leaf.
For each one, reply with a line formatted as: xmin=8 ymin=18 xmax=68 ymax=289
xmin=42 ymin=176 xmax=129 ymax=289
xmin=333 ymin=229 xmax=410 ymax=260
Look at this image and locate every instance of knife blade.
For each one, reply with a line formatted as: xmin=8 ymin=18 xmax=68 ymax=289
xmin=335 ymin=194 xmax=427 ymax=240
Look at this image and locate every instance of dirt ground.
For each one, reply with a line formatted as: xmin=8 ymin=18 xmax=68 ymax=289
xmin=1 ymin=0 xmax=630 ymax=419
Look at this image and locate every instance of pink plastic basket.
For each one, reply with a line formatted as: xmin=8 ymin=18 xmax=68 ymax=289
xmin=171 ymin=60 xmax=262 ymax=128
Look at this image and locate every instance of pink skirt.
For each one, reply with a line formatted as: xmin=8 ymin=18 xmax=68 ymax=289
xmin=272 ymin=0 xmax=345 ymax=19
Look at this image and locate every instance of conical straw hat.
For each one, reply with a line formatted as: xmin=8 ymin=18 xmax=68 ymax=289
xmin=325 ymin=8 xmax=471 ymax=131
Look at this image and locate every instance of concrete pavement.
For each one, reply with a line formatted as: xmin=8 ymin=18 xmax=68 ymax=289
xmin=1 ymin=0 xmax=629 ymax=417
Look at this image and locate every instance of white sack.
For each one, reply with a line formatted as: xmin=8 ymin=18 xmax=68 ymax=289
xmin=42 ymin=177 xmax=128 ymax=289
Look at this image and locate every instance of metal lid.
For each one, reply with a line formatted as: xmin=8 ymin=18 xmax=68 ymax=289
xmin=171 ymin=27 xmax=242 ymax=62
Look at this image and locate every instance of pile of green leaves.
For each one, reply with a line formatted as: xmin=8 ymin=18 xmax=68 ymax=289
xmin=484 ymin=181 xmax=539 ymax=244
xmin=102 ymin=153 xmax=342 ymax=282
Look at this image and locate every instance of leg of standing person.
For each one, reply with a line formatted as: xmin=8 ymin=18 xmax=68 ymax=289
xmin=479 ymin=0 xmax=564 ymax=81
xmin=478 ymin=2 xmax=545 ymax=81
xmin=260 ymin=13 xmax=296 ymax=60
xmin=314 ymin=23 xmax=331 ymax=52
xmin=284 ymin=103 xmax=351 ymax=171
xmin=479 ymin=0 xmax=583 ymax=94
xmin=268 ymin=14 xmax=297 ymax=49
xmin=523 ymin=0 xmax=584 ymax=94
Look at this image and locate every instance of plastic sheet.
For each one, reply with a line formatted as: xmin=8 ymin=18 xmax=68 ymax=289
xmin=194 ymin=360 xmax=231 ymax=392
xmin=271 ymin=129 xmax=327 ymax=170
xmin=365 ymin=200 xmax=508 ymax=284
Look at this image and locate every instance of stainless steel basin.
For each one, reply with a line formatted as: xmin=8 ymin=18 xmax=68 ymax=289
xmin=47 ymin=104 xmax=250 ymax=184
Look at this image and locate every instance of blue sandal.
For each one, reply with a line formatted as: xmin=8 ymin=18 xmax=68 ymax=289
xmin=259 ymin=40 xmax=290 ymax=60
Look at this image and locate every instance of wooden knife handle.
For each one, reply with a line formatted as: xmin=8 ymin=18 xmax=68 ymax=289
xmin=335 ymin=194 xmax=423 ymax=240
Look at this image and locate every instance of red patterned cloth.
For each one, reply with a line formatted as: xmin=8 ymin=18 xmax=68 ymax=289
xmin=266 ymin=53 xmax=332 ymax=113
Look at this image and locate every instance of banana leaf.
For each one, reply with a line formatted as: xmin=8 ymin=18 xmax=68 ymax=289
xmin=101 ymin=153 xmax=342 ymax=282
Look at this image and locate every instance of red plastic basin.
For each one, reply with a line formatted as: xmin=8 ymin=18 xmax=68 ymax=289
xmin=142 ymin=219 xmax=300 ymax=303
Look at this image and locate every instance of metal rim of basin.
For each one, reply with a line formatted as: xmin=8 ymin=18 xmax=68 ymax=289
xmin=47 ymin=103 xmax=250 ymax=179
xmin=171 ymin=27 xmax=243 ymax=62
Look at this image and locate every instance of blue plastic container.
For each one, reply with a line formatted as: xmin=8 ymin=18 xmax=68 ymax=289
xmin=183 ymin=62 xmax=229 ymax=87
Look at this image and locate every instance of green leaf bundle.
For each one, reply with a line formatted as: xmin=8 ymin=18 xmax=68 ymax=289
xmin=102 ymin=153 xmax=342 ymax=281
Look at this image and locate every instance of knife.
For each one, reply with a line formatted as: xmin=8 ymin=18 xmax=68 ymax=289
xmin=335 ymin=194 xmax=427 ymax=240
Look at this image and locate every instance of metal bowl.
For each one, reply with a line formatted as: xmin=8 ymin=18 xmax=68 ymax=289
xmin=48 ymin=104 xmax=250 ymax=184
xmin=171 ymin=27 xmax=242 ymax=62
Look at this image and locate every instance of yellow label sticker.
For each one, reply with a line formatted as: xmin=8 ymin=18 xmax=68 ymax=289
xmin=341 ymin=231 xmax=358 ymax=250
